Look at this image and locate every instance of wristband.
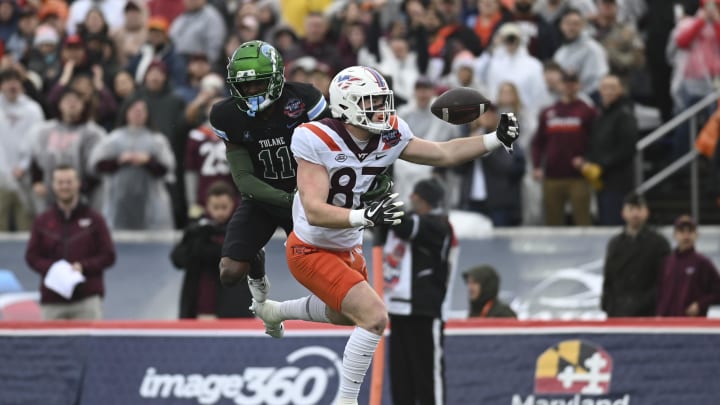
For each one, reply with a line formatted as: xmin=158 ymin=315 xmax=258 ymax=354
xmin=482 ymin=131 xmax=502 ymax=152
xmin=349 ymin=209 xmax=369 ymax=227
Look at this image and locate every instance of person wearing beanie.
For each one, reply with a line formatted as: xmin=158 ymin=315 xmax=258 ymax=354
xmin=380 ymin=178 xmax=456 ymax=405
xmin=656 ymin=215 xmax=720 ymax=317
xmin=463 ymin=265 xmax=517 ymax=318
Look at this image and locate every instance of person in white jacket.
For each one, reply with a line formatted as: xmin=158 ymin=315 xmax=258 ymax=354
xmin=0 ymin=68 xmax=45 ymax=230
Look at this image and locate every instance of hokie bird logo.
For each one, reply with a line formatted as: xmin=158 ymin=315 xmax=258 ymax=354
xmin=534 ymin=340 xmax=612 ymax=395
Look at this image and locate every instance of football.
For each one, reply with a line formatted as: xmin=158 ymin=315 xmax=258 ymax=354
xmin=430 ymin=87 xmax=491 ymax=125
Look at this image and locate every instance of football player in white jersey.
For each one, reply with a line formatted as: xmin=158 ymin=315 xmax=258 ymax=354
xmin=251 ymin=66 xmax=519 ymax=405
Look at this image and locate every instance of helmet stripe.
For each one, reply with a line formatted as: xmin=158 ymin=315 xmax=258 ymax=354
xmin=365 ymin=67 xmax=387 ymax=89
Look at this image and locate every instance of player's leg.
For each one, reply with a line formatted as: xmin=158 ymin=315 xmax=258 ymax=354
xmin=219 ymin=202 xmax=276 ymax=286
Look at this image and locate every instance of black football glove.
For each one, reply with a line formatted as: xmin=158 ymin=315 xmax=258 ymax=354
xmin=360 ymin=172 xmax=394 ymax=203
xmin=496 ymin=112 xmax=519 ymax=153
xmin=362 ymin=192 xmax=404 ymax=227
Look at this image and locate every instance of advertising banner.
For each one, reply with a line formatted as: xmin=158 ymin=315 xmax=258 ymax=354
xmin=1 ymin=320 xmax=719 ymax=405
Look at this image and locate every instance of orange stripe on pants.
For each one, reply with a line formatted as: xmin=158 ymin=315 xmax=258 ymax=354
xmin=285 ymin=231 xmax=367 ymax=312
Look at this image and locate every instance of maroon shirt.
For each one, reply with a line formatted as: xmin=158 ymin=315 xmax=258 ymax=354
xmin=185 ymin=125 xmax=232 ymax=206
xmin=656 ymin=248 xmax=720 ymax=317
xmin=532 ymin=99 xmax=597 ymax=178
xmin=25 ymin=203 xmax=116 ymax=304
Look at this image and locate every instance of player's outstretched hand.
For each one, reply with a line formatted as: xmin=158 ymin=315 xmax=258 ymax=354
xmin=362 ymin=192 xmax=404 ymax=227
xmin=496 ymin=113 xmax=519 ymax=153
xmin=360 ymin=172 xmax=393 ymax=203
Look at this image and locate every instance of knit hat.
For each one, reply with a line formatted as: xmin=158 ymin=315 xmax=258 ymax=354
xmin=412 ymin=178 xmax=444 ymax=208
xmin=674 ymin=215 xmax=697 ymax=230
xmin=33 ymin=25 xmax=60 ymax=46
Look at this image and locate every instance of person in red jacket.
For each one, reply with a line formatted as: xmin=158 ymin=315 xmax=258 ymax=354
xmin=25 ymin=164 xmax=116 ymax=320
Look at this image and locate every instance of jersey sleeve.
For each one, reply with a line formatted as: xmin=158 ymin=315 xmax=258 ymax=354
xmin=290 ymin=125 xmax=323 ymax=165
xmin=209 ymin=102 xmax=230 ymax=142
xmin=296 ymin=82 xmax=330 ymax=121
xmin=396 ymin=116 xmax=416 ymax=145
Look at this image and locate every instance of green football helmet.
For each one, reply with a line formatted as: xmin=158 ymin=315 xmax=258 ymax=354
xmin=226 ymin=40 xmax=285 ymax=115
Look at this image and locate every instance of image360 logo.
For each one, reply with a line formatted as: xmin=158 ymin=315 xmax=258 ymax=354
xmin=138 ymin=346 xmax=343 ymax=405
xmin=535 ymin=340 xmax=612 ymax=395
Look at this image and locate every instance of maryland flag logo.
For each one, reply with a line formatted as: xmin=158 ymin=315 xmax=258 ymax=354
xmin=534 ymin=340 xmax=612 ymax=395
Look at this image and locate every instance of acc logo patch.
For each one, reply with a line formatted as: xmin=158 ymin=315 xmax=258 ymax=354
xmin=335 ymin=154 xmax=347 ymax=162
xmin=535 ymin=340 xmax=612 ymax=395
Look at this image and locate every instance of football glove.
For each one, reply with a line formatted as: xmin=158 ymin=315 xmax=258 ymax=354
xmin=495 ymin=112 xmax=519 ymax=153
xmin=349 ymin=193 xmax=404 ymax=228
xmin=360 ymin=172 xmax=394 ymax=203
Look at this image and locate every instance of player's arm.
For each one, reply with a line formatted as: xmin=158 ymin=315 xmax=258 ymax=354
xmin=225 ymin=142 xmax=294 ymax=208
xmin=400 ymin=113 xmax=519 ymax=166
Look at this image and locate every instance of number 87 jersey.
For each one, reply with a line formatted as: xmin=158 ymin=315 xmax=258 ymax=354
xmin=290 ymin=116 xmax=414 ymax=250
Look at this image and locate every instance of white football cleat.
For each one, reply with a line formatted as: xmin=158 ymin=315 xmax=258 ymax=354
xmin=249 ymin=299 xmax=285 ymax=339
xmin=247 ymin=275 xmax=271 ymax=303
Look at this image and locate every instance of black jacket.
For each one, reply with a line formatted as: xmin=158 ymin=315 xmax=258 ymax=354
xmin=171 ymin=218 xmax=252 ymax=318
xmin=601 ymin=226 xmax=671 ymax=317
xmin=380 ymin=211 xmax=454 ymax=319
xmin=586 ymin=96 xmax=638 ymax=193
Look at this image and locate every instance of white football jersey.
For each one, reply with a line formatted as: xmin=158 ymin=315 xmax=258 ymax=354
xmin=291 ymin=117 xmax=415 ymax=250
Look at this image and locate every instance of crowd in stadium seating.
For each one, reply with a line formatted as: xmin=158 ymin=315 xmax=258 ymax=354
xmin=1 ymin=0 xmax=719 ymax=232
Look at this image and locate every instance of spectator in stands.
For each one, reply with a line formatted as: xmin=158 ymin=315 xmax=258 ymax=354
xmin=90 ymin=97 xmax=175 ymax=230
xmin=573 ymin=74 xmax=638 ymax=225
xmin=464 ymin=0 xmax=514 ymax=52
xmin=23 ymin=24 xmax=62 ymax=91
xmin=66 ymin=0 xmax=126 ymax=36
xmin=36 ymin=1 xmax=68 ymax=38
xmin=657 ymin=215 xmax=720 ymax=317
xmin=146 ymin=0 xmax=185 ymax=25
xmin=184 ymin=97 xmax=232 ymax=219
xmin=366 ymin=35 xmax=419 ymax=107
xmin=394 ymin=77 xmax=463 ymax=207
xmin=552 ymin=8 xmax=608 ymax=98
xmin=121 ymin=59 xmax=187 ymax=228
xmin=171 ymin=181 xmax=253 ymax=319
xmin=381 ymin=178 xmax=455 ymax=405
xmin=0 ymin=0 xmax=17 ymax=45
xmin=183 ymin=72 xmax=224 ymax=126
xmin=463 ymin=265 xmax=517 ymax=317
xmin=5 ymin=7 xmax=38 ymax=63
xmin=440 ymin=52 xmax=485 ymax=91
xmin=0 ymin=67 xmax=44 ymax=231
xmin=29 ymin=88 xmax=105 ymax=212
xmin=696 ymin=101 xmax=720 ymax=204
xmin=533 ymin=0 xmax=597 ymax=28
xmin=175 ymin=52 xmax=213 ymax=103
xmin=457 ymin=105 xmax=526 ymax=226
xmin=496 ymin=81 xmax=543 ymax=225
xmin=46 ymin=64 xmax=118 ymax=130
xmin=127 ymin=16 xmax=186 ymax=87
xmin=601 ymin=193 xmax=671 ymax=317
xmin=512 ymin=0 xmax=560 ymax=61
xmin=668 ymin=0 xmax=720 ymax=157
xmin=270 ymin=24 xmax=302 ymax=62
xmin=590 ymin=0 xmax=645 ymax=90
xmin=479 ymin=22 xmax=549 ymax=118
xmin=531 ymin=71 xmax=596 ymax=226
xmin=110 ymin=0 xmax=148 ymax=68
xmin=169 ymin=0 xmax=227 ymax=65
xmin=296 ymin=12 xmax=342 ymax=74
xmin=25 ymin=164 xmax=116 ymax=320
xmin=111 ymin=69 xmax=136 ymax=103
